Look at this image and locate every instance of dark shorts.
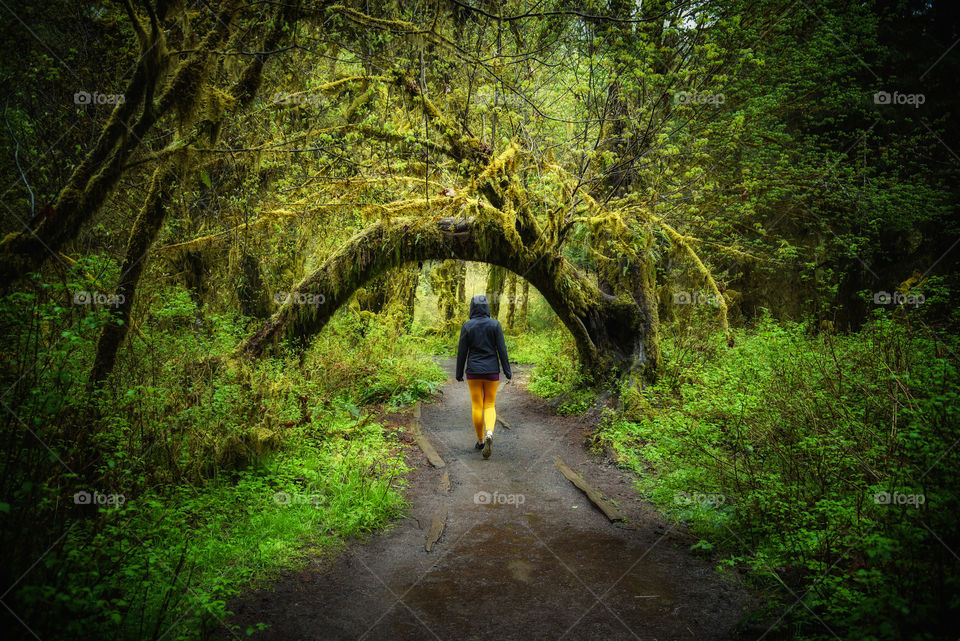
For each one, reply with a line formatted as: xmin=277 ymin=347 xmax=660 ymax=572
xmin=466 ymin=372 xmax=500 ymax=381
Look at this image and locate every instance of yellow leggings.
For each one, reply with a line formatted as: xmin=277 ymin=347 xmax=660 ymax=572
xmin=467 ymin=379 xmax=499 ymax=441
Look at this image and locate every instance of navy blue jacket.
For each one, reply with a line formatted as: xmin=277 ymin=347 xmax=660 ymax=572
xmin=455 ymin=295 xmax=512 ymax=381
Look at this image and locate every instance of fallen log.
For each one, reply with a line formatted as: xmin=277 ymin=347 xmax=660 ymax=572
xmin=554 ymin=457 xmax=624 ymax=522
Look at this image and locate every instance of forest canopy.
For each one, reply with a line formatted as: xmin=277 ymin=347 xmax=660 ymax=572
xmin=0 ymin=0 xmax=958 ymax=639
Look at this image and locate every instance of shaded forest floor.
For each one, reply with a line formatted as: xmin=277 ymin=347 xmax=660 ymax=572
xmin=224 ymin=359 xmax=757 ymax=640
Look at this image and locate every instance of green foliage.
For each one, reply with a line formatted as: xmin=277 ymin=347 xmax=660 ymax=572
xmin=0 ymin=267 xmax=442 ymax=640
xmin=508 ymin=328 xmax=581 ymax=399
xmin=18 ymin=419 xmax=408 ymax=641
xmin=507 ymin=325 xmax=602 ymax=416
xmin=2 ymin=0 xmax=959 ymax=639
xmin=599 ymin=314 xmax=960 ymax=640
xmin=317 ymin=310 xmax=445 ymax=410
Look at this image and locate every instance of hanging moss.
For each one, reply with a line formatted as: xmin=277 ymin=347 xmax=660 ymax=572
xmin=0 ymin=1 xmax=245 ymax=287
xmin=485 ymin=265 xmax=507 ymax=319
xmin=237 ymin=214 xmax=657 ymax=383
xmin=429 ymin=260 xmax=461 ymax=331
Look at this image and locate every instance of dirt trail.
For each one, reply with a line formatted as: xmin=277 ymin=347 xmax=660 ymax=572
xmin=227 ymin=359 xmax=754 ymax=640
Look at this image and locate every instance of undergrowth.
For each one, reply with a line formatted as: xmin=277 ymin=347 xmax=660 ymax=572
xmin=597 ymin=312 xmax=960 ymax=640
xmin=0 ymin=263 xmax=444 ymax=640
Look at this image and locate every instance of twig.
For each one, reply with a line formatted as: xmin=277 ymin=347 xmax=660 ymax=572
xmin=4 ymin=100 xmax=35 ymax=217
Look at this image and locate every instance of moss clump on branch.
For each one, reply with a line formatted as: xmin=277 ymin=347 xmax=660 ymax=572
xmin=429 ymin=260 xmax=463 ymax=332
xmin=235 ymin=202 xmax=655 ymax=384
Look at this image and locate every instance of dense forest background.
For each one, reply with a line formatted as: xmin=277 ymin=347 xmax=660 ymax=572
xmin=0 ymin=0 xmax=958 ymax=639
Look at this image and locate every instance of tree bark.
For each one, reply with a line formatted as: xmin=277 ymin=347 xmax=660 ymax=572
xmin=505 ymin=272 xmax=518 ymax=330
xmin=430 ymin=259 xmax=461 ymax=329
xmin=237 ymin=250 xmax=273 ymax=319
xmin=485 ymin=265 xmax=507 ymax=319
xmin=238 ymin=215 xmax=657 ymax=380
xmin=0 ymin=0 xmax=241 ymax=286
xmin=520 ymin=280 xmax=530 ymax=329
xmin=86 ymin=3 xmax=296 ymax=389
xmin=87 ymin=166 xmax=177 ymax=390
xmin=456 ymin=260 xmax=466 ymax=303
xmin=399 ymin=264 xmax=419 ymax=324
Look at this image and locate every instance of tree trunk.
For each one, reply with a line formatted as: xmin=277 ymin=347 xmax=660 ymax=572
xmin=400 ymin=264 xmax=419 ymax=323
xmin=384 ymin=264 xmax=419 ymax=327
xmin=88 ymin=166 xmax=177 ymax=390
xmin=520 ymin=280 xmax=530 ymax=329
xmin=355 ymin=275 xmax=388 ymax=313
xmin=86 ymin=5 xmax=297 ymax=389
xmin=0 ymin=1 xmax=241 ymax=286
xmin=456 ymin=260 xmax=466 ymax=304
xmin=505 ymin=272 xmax=518 ymax=330
xmin=179 ymin=249 xmax=209 ymax=311
xmin=485 ymin=265 xmax=507 ymax=318
xmin=430 ymin=259 xmax=461 ymax=330
xmin=237 ymin=250 xmax=273 ymax=319
xmin=238 ymin=215 xmax=657 ymax=381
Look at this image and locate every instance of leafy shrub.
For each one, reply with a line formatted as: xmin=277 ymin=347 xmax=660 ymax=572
xmin=0 ymin=270 xmax=442 ymax=641
xmin=508 ymin=328 xmax=583 ymax=399
xmin=599 ymin=314 xmax=960 ymax=640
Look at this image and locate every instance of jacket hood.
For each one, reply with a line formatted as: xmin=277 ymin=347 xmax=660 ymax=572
xmin=469 ymin=295 xmax=491 ymax=318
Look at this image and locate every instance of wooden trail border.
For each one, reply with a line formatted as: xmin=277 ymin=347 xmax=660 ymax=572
xmin=425 ymin=508 xmax=447 ymax=552
xmin=554 ymin=457 xmax=625 ymax=522
xmin=411 ymin=403 xmax=445 ymax=468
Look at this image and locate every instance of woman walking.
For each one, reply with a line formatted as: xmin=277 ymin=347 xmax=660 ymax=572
xmin=455 ymin=295 xmax=512 ymax=458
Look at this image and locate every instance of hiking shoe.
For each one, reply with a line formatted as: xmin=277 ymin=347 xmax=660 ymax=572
xmin=482 ymin=434 xmax=492 ymax=459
